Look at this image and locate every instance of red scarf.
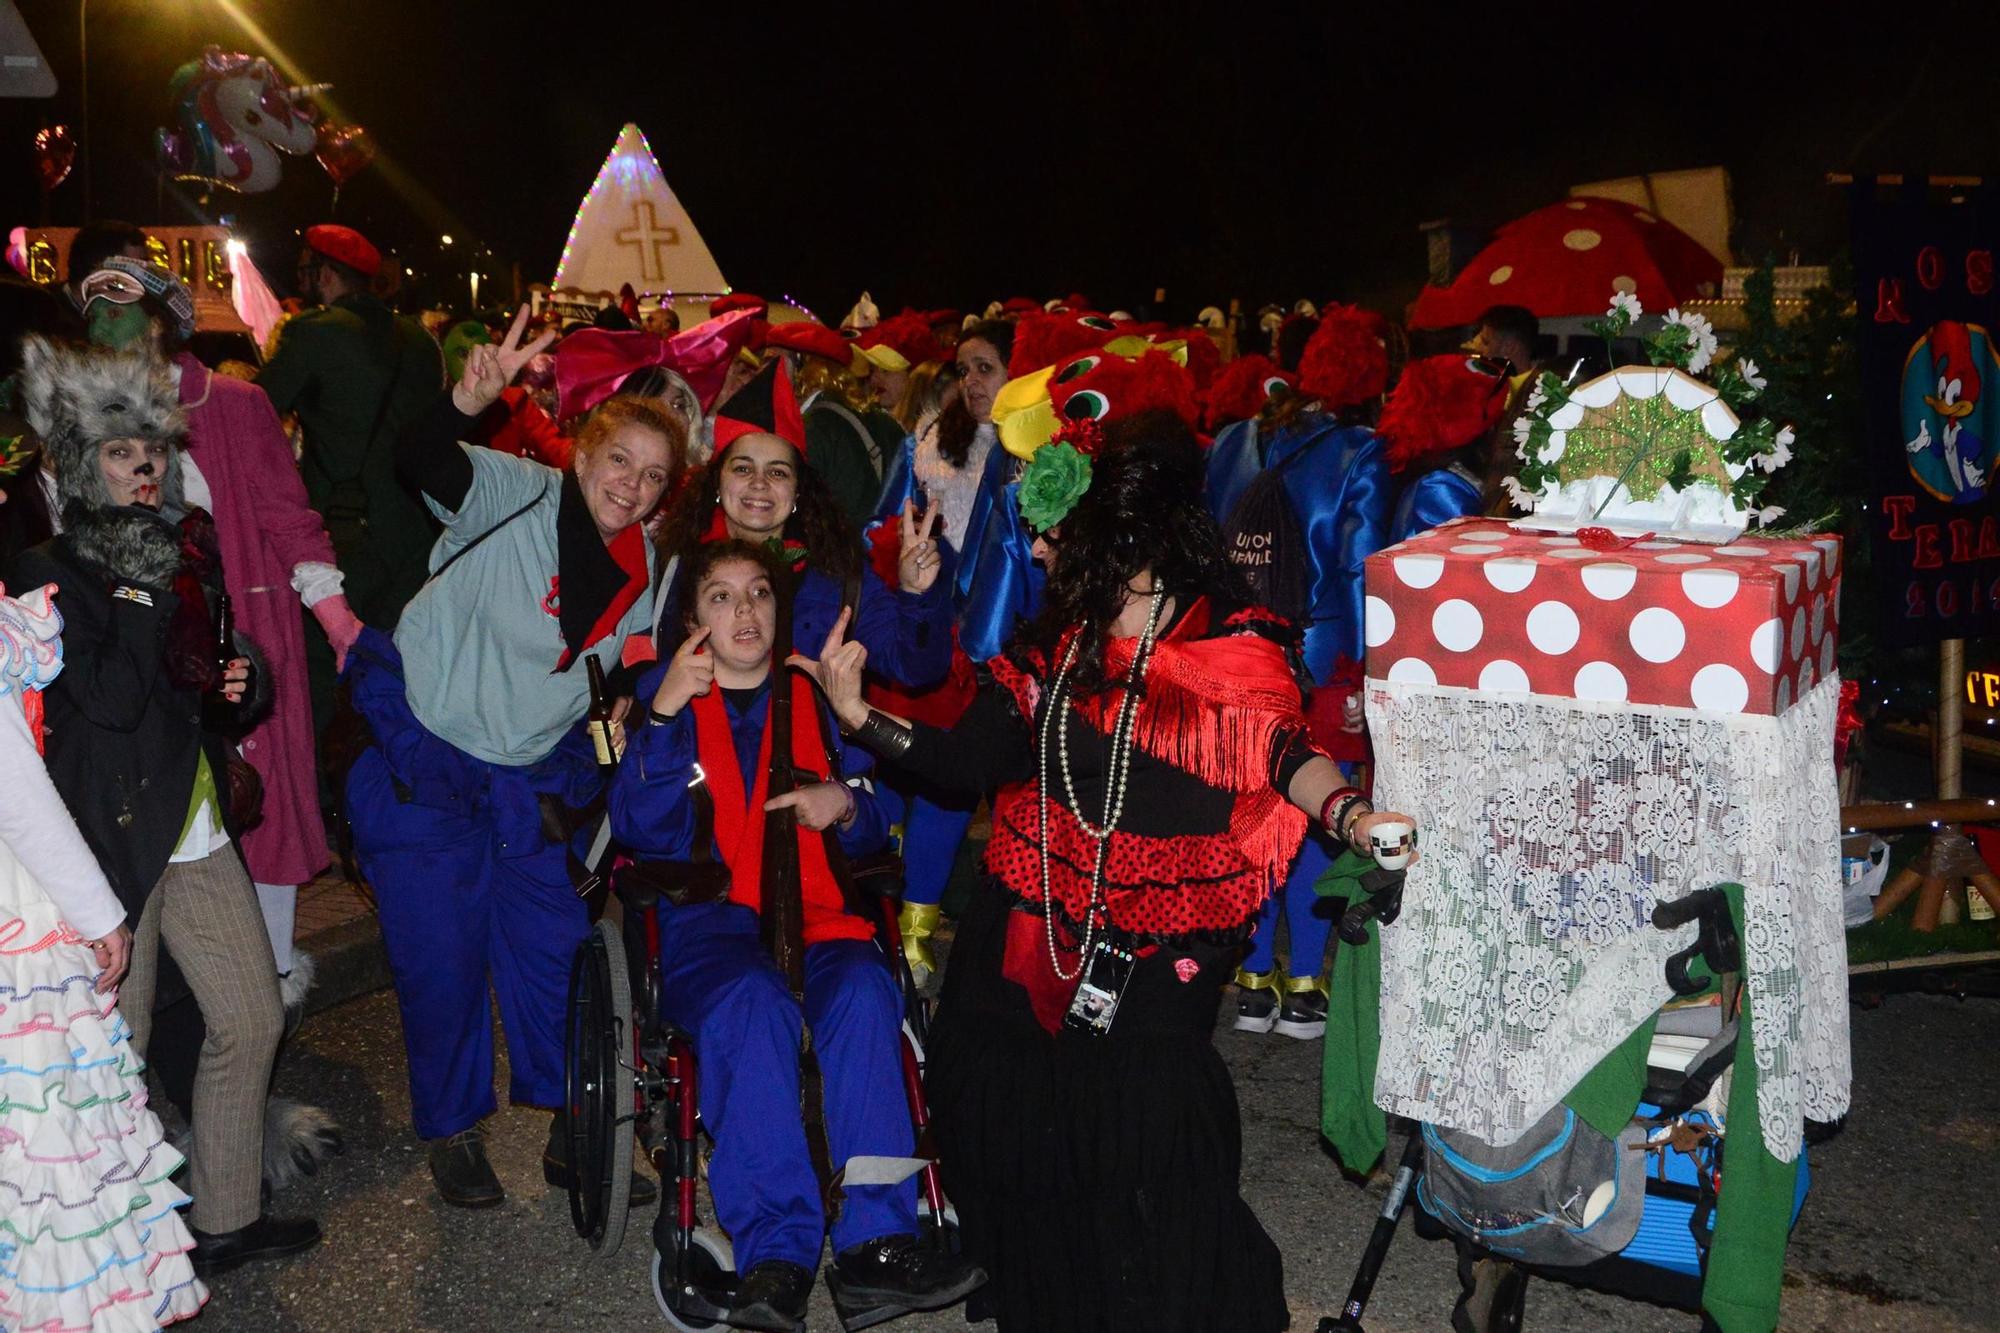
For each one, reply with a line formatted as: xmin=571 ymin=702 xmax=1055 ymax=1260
xmin=690 ymin=679 xmax=874 ymax=947
xmin=700 ymin=506 xmax=809 ymax=572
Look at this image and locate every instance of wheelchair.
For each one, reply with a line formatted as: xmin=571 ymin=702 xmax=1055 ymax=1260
xmin=561 ymin=855 xmax=956 ymax=1333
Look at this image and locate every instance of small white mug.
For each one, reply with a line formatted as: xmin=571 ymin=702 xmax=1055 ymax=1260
xmin=1369 ymin=819 xmax=1415 ymax=872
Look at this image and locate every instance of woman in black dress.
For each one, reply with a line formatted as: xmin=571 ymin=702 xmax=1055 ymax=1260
xmin=805 ymin=410 xmax=1414 ymax=1331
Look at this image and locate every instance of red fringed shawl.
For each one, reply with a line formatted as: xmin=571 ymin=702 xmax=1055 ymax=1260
xmin=985 ymin=598 xmax=1311 ymax=944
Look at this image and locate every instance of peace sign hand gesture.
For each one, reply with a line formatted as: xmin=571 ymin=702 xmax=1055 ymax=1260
xmin=896 ymin=499 xmax=944 ymax=595
xmin=450 ymin=305 xmax=559 ymax=417
xmin=786 ymin=606 xmax=870 ymax=731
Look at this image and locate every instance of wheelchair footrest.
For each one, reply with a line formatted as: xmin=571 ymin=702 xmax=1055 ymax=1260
xmin=823 ymin=1269 xmax=916 ymax=1332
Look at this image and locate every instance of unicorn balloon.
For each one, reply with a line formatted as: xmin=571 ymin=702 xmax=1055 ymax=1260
xmin=156 ymin=47 xmax=321 ymax=194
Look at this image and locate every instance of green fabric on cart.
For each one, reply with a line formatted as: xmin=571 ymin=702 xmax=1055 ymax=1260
xmin=1700 ymin=882 xmax=1802 ymax=1333
xmin=1317 ymin=850 xmax=1385 ymax=1172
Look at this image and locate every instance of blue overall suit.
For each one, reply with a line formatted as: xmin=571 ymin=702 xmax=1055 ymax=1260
xmin=609 ymin=674 xmax=917 ymax=1273
xmin=871 ymin=434 xmax=1042 ymax=911
xmin=1206 ymin=412 xmax=1389 ymax=981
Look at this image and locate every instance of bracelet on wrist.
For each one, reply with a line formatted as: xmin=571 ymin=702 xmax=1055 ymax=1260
xmin=1339 ymin=798 xmax=1375 ymax=852
xmin=1319 ymin=786 xmax=1363 ymax=835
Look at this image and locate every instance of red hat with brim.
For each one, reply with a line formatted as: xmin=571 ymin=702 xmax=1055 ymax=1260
xmin=710 ymin=292 xmax=769 ymax=319
xmin=1001 ymin=297 xmax=1041 ymax=316
xmin=765 ymin=319 xmax=857 ymax=368
xmin=305 ymin=224 xmax=381 ymax=278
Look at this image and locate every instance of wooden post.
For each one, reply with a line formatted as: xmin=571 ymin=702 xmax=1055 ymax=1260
xmin=1940 ymin=638 xmax=1965 ymax=801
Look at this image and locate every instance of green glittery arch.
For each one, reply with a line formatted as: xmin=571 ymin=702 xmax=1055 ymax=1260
xmin=1553 ymin=390 xmax=1735 ymax=503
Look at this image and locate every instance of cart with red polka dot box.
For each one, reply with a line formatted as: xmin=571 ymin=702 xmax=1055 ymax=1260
xmin=1356 ymin=514 xmax=1852 ymax=1173
xmin=1362 ymin=516 xmax=1842 ymax=716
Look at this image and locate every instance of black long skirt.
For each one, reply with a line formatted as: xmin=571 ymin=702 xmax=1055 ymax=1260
xmin=926 ymin=880 xmax=1290 ymax=1332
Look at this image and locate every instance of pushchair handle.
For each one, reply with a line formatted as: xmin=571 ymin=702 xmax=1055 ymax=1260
xmin=1653 ymin=887 xmax=1741 ymax=996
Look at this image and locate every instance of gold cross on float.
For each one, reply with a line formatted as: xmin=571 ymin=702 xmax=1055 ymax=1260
xmin=617 ymin=201 xmax=681 ymax=282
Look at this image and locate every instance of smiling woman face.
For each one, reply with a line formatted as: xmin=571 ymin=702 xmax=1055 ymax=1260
xmin=716 ymin=434 xmax=799 ymax=541
xmin=574 ymin=422 xmax=675 ymax=541
xmin=688 ymin=556 xmax=777 ymax=684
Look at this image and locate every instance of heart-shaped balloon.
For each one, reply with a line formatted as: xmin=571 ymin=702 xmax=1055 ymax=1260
xmin=33 ymin=125 xmax=75 ymax=192
xmin=314 ymin=122 xmax=376 ymax=188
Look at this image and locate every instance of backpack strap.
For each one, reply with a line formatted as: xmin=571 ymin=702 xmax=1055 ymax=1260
xmin=422 ymin=475 xmax=552 ymax=589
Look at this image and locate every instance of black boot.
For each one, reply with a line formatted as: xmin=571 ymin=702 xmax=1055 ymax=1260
xmin=189 ymin=1214 xmax=321 ymax=1276
xmin=830 ymin=1233 xmax=987 ymax=1314
xmin=542 ymin=1111 xmax=658 ymax=1206
xmin=427 ymin=1126 xmax=504 ymax=1209
xmin=730 ymin=1259 xmax=813 ymax=1331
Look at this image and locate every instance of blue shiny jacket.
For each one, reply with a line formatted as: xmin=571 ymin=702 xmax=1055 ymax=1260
xmin=874 ymin=434 xmax=1043 ymax=663
xmin=1204 ymin=413 xmax=1390 ymax=685
xmin=1389 ymin=467 xmax=1483 ymax=543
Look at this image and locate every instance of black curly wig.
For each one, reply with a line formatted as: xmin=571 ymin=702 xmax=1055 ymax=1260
xmin=1020 ymin=409 xmax=1252 ymax=693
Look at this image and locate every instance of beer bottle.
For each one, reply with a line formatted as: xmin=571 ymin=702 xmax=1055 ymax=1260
xmin=204 ymin=592 xmax=246 ymax=729
xmin=585 ymin=652 xmax=618 ymax=767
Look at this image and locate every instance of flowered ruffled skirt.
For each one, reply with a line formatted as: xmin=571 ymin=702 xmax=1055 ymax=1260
xmin=1 ymin=851 xmax=205 ymax=1332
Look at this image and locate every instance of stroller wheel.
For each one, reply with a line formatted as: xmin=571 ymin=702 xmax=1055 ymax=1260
xmin=652 ymin=1228 xmax=736 ymax=1331
xmin=565 ymin=918 xmax=636 ymax=1255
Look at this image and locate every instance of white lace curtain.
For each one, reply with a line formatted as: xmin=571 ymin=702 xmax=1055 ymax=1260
xmin=1367 ymin=673 xmax=1850 ymax=1162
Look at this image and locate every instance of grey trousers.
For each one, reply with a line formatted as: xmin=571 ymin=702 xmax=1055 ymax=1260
xmin=123 ymin=849 xmax=285 ymax=1233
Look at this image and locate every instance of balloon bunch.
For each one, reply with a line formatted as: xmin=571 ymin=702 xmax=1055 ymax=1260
xmin=156 ymin=45 xmax=375 ymax=201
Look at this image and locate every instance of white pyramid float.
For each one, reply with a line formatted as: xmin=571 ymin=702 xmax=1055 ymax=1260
xmin=552 ymin=123 xmax=728 ymax=302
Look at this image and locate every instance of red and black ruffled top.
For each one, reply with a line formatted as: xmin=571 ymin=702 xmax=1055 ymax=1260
xmin=896 ymin=597 xmax=1320 ymax=949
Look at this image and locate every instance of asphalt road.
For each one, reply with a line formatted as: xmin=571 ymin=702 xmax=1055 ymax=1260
xmin=188 ymin=984 xmax=2000 ymax=1332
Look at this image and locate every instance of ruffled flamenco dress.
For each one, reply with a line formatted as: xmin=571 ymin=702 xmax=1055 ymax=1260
xmin=0 ymin=585 xmax=205 ymax=1332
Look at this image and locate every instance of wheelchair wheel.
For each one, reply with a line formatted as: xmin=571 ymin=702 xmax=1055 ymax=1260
xmin=565 ymin=917 xmax=635 ymax=1255
xmin=652 ymin=1227 xmax=735 ymax=1332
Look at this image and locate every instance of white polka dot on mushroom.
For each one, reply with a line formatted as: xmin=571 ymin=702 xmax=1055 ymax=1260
xmin=1776 ymin=677 xmax=1792 ymax=712
xmin=1562 ymin=228 xmax=1603 ymax=251
xmin=1634 ymin=541 xmax=1682 ymax=550
xmin=1815 ymin=539 xmax=1841 ymax=577
xmin=1779 ymin=565 xmax=1801 ymax=603
xmin=1810 ymin=595 xmax=1826 ymax=642
xmin=1716 ymin=545 xmax=1768 ymax=557
xmin=1478 ymin=659 xmax=1531 ymax=694
xmin=1629 ymin=607 xmax=1686 ymax=663
xmin=1800 ymin=549 xmax=1822 ymax=589
xmin=1540 ymin=536 xmax=1581 ymax=546
xmin=1387 ymin=657 xmax=1437 ymax=685
xmin=1573 ymin=661 xmax=1628 ymax=702
xmin=1450 ymin=544 xmax=1505 ymax=556
xmin=1483 ymin=557 xmax=1538 ymax=593
xmin=1550 ymin=548 xmax=1598 ymax=560
xmin=1690 ymin=663 xmax=1749 ymax=713
xmin=1432 ymin=599 xmax=1484 ymax=652
xmin=1751 ymin=618 xmax=1782 ymax=673
xmin=1797 ymin=660 xmax=1816 ymax=698
xmin=1681 ymin=568 xmax=1740 ymax=608
xmin=1581 ymin=562 xmax=1638 ymax=599
xmin=1526 ymin=601 xmax=1581 ymax=655
xmin=1364 ymin=596 xmax=1396 ymax=648
xmin=1393 ymin=554 xmax=1447 ymax=589
xmin=1789 ymin=608 xmax=1806 ymax=657
xmin=1656 ymin=553 xmax=1712 ymax=565
xmin=1488 ymin=265 xmax=1515 ymax=285
xmin=1820 ymin=637 xmax=1837 ymax=676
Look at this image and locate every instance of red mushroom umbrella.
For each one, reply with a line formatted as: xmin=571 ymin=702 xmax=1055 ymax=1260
xmin=1409 ymin=196 xmax=1723 ymax=329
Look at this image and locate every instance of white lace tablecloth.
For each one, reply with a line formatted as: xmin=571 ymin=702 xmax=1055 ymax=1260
xmin=1366 ymin=672 xmax=1850 ymax=1162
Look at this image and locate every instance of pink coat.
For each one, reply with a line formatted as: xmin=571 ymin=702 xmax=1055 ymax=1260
xmin=177 ymin=353 xmax=333 ymax=885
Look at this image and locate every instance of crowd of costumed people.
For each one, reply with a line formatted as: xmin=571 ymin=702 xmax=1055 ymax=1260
xmin=1 ymin=215 xmax=1618 ymax=1333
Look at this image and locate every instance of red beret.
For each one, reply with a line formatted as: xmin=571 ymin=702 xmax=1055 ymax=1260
xmin=925 ymin=309 xmax=961 ymax=328
xmin=765 ymin=320 xmax=858 ymax=368
xmin=710 ymin=292 xmax=769 ymax=318
xmin=305 ymin=224 xmax=381 ymax=278
xmin=1001 ymin=296 xmax=1041 ymax=315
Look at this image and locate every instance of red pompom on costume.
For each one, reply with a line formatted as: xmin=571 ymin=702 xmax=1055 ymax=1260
xmin=1202 ymin=352 xmax=1295 ymax=430
xmin=1375 ymin=353 xmax=1511 ymax=472
xmin=1295 ymin=303 xmax=1390 ymax=409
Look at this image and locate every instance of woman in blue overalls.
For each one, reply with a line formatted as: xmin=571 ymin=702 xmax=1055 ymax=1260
xmin=609 ymin=541 xmax=984 ymax=1330
xmin=344 ymin=311 xmax=679 ymax=1208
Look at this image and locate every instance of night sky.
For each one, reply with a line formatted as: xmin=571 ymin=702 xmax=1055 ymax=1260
xmin=7 ymin=1 xmax=1999 ymax=320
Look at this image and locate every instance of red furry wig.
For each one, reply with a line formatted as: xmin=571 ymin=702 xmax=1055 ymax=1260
xmin=1375 ymin=353 xmax=1510 ymax=472
xmin=1202 ymin=352 xmax=1295 ymax=430
xmin=1047 ymin=346 xmax=1202 ymax=446
xmin=1008 ymin=310 xmax=1120 ymax=377
xmin=1296 ymin=304 xmax=1390 ymax=409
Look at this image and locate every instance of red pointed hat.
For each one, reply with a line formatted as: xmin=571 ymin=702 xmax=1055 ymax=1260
xmin=712 ymin=359 xmax=806 ymax=454
xmin=1375 ymin=353 xmax=1510 ymax=471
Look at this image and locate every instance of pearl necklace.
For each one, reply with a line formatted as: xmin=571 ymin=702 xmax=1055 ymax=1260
xmin=1037 ymin=589 xmax=1167 ymax=982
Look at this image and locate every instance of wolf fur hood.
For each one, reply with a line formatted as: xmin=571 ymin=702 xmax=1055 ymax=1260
xmin=17 ymin=335 xmax=188 ymax=586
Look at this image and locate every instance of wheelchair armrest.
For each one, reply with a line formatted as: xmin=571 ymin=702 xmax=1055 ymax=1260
xmin=845 ymin=852 xmax=906 ymax=903
xmin=614 ymin=860 xmax=731 ymax=913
